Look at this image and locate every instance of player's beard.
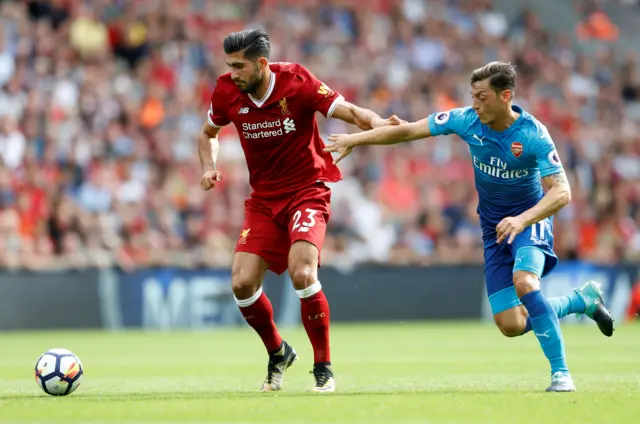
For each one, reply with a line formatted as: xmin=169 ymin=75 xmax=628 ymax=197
xmin=238 ymin=69 xmax=264 ymax=94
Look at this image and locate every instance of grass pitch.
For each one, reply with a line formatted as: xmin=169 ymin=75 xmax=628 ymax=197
xmin=0 ymin=322 xmax=638 ymax=424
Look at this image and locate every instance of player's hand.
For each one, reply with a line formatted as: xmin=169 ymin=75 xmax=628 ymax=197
xmin=496 ymin=216 xmax=527 ymax=245
xmin=200 ymin=170 xmax=222 ymax=191
xmin=373 ymin=115 xmax=407 ymax=128
xmin=324 ymin=134 xmax=355 ymax=164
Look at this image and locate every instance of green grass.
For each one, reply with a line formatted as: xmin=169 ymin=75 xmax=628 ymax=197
xmin=0 ymin=322 xmax=638 ymax=423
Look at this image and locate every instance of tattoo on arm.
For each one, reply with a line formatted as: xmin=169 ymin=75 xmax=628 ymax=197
xmin=542 ymin=171 xmax=569 ymax=191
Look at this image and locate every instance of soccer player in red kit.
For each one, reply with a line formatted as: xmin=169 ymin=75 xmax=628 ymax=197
xmin=197 ymin=30 xmax=400 ymax=393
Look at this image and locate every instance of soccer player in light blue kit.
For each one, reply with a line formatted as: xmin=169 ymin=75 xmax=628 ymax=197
xmin=324 ymin=62 xmax=614 ymax=392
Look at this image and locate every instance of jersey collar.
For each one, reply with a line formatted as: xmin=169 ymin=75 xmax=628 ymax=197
xmin=248 ymin=71 xmax=276 ymax=108
xmin=483 ymin=105 xmax=524 ymax=138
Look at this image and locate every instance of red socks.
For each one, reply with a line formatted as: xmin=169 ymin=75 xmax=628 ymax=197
xmin=235 ymin=282 xmax=331 ymax=365
xmin=297 ymin=282 xmax=331 ymax=364
xmin=236 ymin=288 xmax=283 ymax=353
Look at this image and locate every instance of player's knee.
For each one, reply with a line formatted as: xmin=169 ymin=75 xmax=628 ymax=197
xmin=495 ymin=320 xmax=525 ymax=338
xmin=288 ymin=241 xmax=319 ymax=290
xmin=289 ymin=256 xmax=317 ymax=290
xmin=513 ymin=271 xmax=540 ymax=298
xmin=289 ymin=264 xmax=316 ymax=290
xmin=231 ymin=268 xmax=261 ymax=300
xmin=493 ymin=307 xmax=528 ymax=337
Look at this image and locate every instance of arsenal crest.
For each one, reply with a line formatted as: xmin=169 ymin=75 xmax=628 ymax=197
xmin=511 ymin=142 xmax=523 ymax=157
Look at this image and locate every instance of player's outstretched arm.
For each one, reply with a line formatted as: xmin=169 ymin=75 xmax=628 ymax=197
xmin=323 ymin=118 xmax=431 ymax=164
xmin=496 ymin=171 xmax=572 ymax=244
xmin=330 ymin=101 xmax=405 ymax=130
xmin=198 ymin=123 xmax=222 ymax=191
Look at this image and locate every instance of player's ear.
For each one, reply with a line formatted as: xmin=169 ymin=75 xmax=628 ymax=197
xmin=501 ymin=89 xmax=512 ymax=104
xmin=256 ymin=57 xmax=268 ymax=70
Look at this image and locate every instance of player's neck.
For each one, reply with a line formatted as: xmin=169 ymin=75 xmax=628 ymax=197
xmin=251 ymin=67 xmax=273 ymax=100
xmin=488 ymin=105 xmax=520 ymax=131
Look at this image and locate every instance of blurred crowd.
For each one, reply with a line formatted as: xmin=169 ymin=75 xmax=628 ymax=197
xmin=1 ymin=0 xmax=640 ymax=271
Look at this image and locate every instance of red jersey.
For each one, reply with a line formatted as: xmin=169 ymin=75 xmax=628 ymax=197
xmin=207 ymin=62 xmax=343 ymax=198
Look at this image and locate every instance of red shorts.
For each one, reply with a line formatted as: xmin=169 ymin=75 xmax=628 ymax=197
xmin=235 ymin=183 xmax=331 ymax=275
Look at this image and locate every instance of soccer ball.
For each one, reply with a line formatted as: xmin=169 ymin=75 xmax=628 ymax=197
xmin=34 ymin=348 xmax=83 ymax=396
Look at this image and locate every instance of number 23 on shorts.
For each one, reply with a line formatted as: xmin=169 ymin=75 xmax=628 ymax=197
xmin=291 ymin=208 xmax=318 ymax=234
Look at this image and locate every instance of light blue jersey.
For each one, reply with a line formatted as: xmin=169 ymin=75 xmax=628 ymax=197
xmin=427 ymin=105 xmax=564 ymax=245
xmin=426 ymin=105 xmax=603 ymax=382
xmin=428 ymin=105 xmax=565 ymax=315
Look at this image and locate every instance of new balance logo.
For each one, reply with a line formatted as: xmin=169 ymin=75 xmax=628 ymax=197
xmin=535 ymin=330 xmax=550 ymax=338
xmin=283 ymin=117 xmax=296 ymax=133
xmin=239 ymin=107 xmax=249 ymax=114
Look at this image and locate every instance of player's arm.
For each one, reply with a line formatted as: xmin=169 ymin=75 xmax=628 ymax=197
xmin=324 ymin=108 xmax=466 ymax=164
xmin=497 ymin=137 xmax=570 ymax=244
xmin=324 ymin=118 xmax=432 ymax=164
xmin=518 ymin=171 xmax=572 ymax=227
xmin=199 ymin=80 xmax=230 ymax=191
xmin=198 ymin=123 xmax=222 ymax=190
xmin=330 ymin=101 xmax=403 ymax=130
xmin=198 ymin=123 xmax=220 ymax=169
xmin=302 ymin=67 xmax=402 ymax=130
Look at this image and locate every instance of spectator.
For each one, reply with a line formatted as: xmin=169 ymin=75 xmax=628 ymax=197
xmin=0 ymin=0 xmax=637 ymax=270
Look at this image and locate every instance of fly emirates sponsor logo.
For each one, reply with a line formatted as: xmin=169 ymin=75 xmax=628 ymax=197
xmin=473 ymin=156 xmax=529 ymax=179
xmin=242 ymin=118 xmax=296 ymax=139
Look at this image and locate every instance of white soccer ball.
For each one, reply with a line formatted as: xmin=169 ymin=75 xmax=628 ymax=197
xmin=34 ymin=348 xmax=83 ymax=396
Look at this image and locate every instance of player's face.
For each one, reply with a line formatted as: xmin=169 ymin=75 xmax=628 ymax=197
xmin=471 ymin=79 xmax=511 ymax=125
xmin=225 ymin=52 xmax=265 ymax=94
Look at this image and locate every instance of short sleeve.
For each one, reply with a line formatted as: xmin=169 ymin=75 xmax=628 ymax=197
xmin=207 ymin=79 xmax=230 ymax=128
xmin=298 ymin=66 xmax=344 ymax=118
xmin=427 ymin=107 xmax=472 ymax=137
xmin=533 ymin=127 xmax=564 ymax=177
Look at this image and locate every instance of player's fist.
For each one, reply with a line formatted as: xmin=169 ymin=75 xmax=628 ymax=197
xmin=200 ymin=170 xmax=222 ymax=191
xmin=496 ymin=216 xmax=526 ymax=245
xmin=324 ymin=134 xmax=354 ymax=164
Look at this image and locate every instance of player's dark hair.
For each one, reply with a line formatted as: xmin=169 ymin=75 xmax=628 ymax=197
xmin=471 ymin=62 xmax=516 ymax=95
xmin=223 ymin=29 xmax=271 ymax=60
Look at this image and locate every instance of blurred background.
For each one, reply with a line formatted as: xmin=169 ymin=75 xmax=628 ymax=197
xmin=1 ymin=0 xmax=639 ymax=329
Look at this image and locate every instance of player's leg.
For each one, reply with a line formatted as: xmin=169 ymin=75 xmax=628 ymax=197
xmin=233 ymin=204 xmax=298 ymax=392
xmin=231 ymin=252 xmax=281 ymax=352
xmin=485 ymin=242 xmax=530 ymax=336
xmin=286 ymin=184 xmax=334 ymax=393
xmin=541 ymin=282 xmax=614 ymax=337
xmin=493 ymin=304 xmax=529 ymax=337
xmin=516 ymin=219 xmax=613 ymax=336
xmin=512 ymin=246 xmax=574 ymax=392
xmin=288 ymin=240 xmax=334 ymax=392
xmin=492 ymin=281 xmax=613 ymax=337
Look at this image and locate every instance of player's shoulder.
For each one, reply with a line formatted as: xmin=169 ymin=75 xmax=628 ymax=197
xmin=433 ymin=106 xmax=479 ymax=130
xmin=517 ymin=107 xmax=551 ymax=141
xmin=214 ymin=72 xmax=234 ymax=88
xmin=270 ymin=62 xmax=315 ymax=83
xmin=456 ymin=106 xmax=478 ymax=121
xmin=212 ymin=73 xmax=240 ymax=102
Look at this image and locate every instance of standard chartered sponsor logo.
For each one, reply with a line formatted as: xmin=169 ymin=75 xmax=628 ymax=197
xmin=242 ymin=119 xmax=296 ymax=139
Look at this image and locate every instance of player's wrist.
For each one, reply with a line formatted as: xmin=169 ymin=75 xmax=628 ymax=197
xmin=345 ymin=134 xmax=361 ymax=147
xmin=518 ymin=212 xmax=535 ymax=228
xmin=202 ymin=163 xmax=217 ymax=173
xmin=370 ymin=117 xmax=386 ymax=129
